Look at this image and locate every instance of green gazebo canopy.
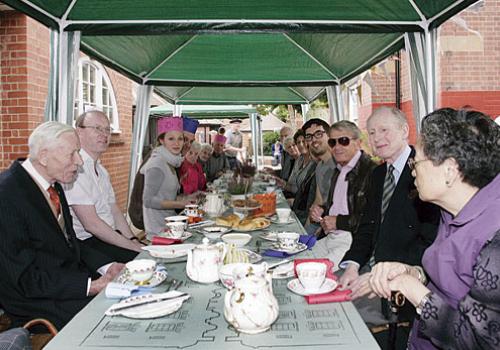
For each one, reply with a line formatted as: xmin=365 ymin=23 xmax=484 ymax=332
xmin=4 ymin=0 xmax=478 ymax=104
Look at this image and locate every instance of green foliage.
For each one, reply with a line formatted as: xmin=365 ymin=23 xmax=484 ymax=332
xmin=263 ymin=131 xmax=280 ymax=156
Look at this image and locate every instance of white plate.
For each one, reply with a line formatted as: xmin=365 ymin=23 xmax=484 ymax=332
xmin=116 ymin=270 xmax=167 ymax=288
xmin=287 ymin=278 xmax=338 ymax=296
xmin=106 ymin=291 xmax=190 ymax=319
xmin=239 ymin=249 xmax=263 ymax=264
xmin=270 ymin=217 xmax=295 ymax=225
xmin=159 ymin=231 xmax=193 ymax=241
xmin=259 ymin=231 xmax=278 ymax=242
xmin=271 ymin=242 xmax=308 ymax=254
xmin=233 ymin=221 xmax=271 ymax=232
xmin=272 ymin=262 xmax=295 ymax=279
xmin=198 ymin=225 xmax=232 ymax=239
xmin=142 ymin=243 xmax=196 ymax=259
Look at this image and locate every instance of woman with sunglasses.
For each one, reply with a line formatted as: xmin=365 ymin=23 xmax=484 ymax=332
xmin=141 ymin=117 xmax=195 ymax=238
xmin=369 ymin=108 xmax=500 ymax=349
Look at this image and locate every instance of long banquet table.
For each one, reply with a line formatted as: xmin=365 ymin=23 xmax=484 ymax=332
xmin=44 ymin=189 xmax=380 ymax=350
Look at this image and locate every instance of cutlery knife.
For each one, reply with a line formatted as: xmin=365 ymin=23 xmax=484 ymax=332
xmin=107 ymin=292 xmax=189 ymax=314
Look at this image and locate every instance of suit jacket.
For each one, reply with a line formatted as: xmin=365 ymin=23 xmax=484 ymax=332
xmin=0 ymin=161 xmax=113 ymax=329
xmin=342 ymin=148 xmax=439 ymax=267
xmin=321 ymin=151 xmax=377 ymax=236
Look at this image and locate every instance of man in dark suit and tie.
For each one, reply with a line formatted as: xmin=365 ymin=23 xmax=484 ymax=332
xmin=337 ymin=107 xmax=439 ymax=342
xmin=0 ymin=121 xmax=124 ymax=330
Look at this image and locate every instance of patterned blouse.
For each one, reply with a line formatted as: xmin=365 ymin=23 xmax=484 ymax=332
xmin=411 ymin=229 xmax=500 ymax=349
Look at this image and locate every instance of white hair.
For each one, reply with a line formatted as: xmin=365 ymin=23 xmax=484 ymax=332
xmin=283 ymin=136 xmax=295 ymax=148
xmin=28 ymin=121 xmax=76 ymax=161
xmin=200 ymin=143 xmax=213 ymax=153
xmin=190 ymin=141 xmax=202 ymax=153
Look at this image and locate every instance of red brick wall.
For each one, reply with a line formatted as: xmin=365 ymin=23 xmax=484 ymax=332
xmin=438 ymin=0 xmax=500 ymax=117
xmin=0 ymin=12 xmax=134 ymax=211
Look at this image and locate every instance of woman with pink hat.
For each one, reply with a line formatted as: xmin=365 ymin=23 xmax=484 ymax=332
xmin=140 ymin=117 xmax=194 ymax=237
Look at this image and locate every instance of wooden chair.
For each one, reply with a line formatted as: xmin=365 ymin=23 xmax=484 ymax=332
xmin=0 ymin=313 xmax=57 ymax=350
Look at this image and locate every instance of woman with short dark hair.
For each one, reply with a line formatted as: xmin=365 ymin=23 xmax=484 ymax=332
xmin=369 ymin=108 xmax=500 ymax=349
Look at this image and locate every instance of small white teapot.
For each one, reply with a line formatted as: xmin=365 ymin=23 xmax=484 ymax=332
xmin=186 ymin=238 xmax=226 ymax=283
xmin=224 ymin=274 xmax=279 ymax=334
xmin=203 ymin=193 xmax=226 ymax=217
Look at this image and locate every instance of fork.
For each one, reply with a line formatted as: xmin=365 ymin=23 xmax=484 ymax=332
xmin=165 ymin=279 xmax=177 ymax=292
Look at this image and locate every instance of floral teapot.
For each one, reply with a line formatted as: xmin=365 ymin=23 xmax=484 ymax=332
xmin=224 ymin=274 xmax=279 ymax=334
xmin=186 ymin=238 xmax=226 ymax=283
xmin=203 ymin=193 xmax=226 ymax=217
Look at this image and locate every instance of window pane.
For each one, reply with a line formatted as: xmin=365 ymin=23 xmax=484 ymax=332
xmin=82 ymin=64 xmax=88 ymax=81
xmin=83 ymin=82 xmax=89 ymax=102
xmin=102 ymin=86 xmax=109 ymax=105
xmin=89 ymin=66 xmax=96 ymax=84
xmin=90 ymin=85 xmax=95 ymax=104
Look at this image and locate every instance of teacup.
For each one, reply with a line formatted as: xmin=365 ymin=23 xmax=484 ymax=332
xmin=276 ymin=208 xmax=291 ymax=223
xmin=165 ymin=215 xmax=189 ymax=229
xmin=277 ymin=232 xmax=300 ymax=249
xmin=125 ymin=259 xmax=157 ymax=283
xmin=185 ymin=204 xmax=199 ymax=217
xmin=269 ymin=178 xmax=276 ymax=186
xmin=165 ymin=222 xmax=185 ymax=238
xmin=296 ymin=262 xmax=326 ymax=292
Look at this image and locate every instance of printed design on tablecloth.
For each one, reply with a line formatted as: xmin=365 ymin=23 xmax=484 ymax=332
xmin=305 ymin=309 xmax=340 ymax=319
xmin=279 ymin=310 xmax=297 ymax=319
xmin=202 ymin=287 xmax=225 ymax=342
xmin=307 ymin=320 xmax=345 ymax=331
xmin=146 ymin=322 xmax=185 ymax=334
xmin=271 ymin=321 xmax=299 ymax=332
xmin=102 ymin=321 xmax=140 ymax=332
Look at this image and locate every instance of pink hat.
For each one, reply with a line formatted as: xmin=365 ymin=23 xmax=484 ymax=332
xmin=214 ymin=134 xmax=227 ymax=144
xmin=157 ymin=116 xmax=183 ymax=135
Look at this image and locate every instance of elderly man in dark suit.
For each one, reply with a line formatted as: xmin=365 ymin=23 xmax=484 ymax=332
xmin=0 ymin=121 xmax=123 ymax=330
xmin=337 ymin=107 xmax=439 ymax=345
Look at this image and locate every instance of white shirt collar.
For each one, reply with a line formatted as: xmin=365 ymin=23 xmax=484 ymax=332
xmin=390 ymin=145 xmax=412 ymax=183
xmin=22 ymin=158 xmax=52 ymax=191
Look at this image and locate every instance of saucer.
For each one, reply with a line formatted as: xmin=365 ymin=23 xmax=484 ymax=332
xmin=142 ymin=243 xmax=196 ymax=259
xmin=271 ymin=242 xmax=308 ymax=254
xmin=239 ymin=249 xmax=263 ymax=264
xmin=160 ymin=231 xmax=193 ymax=241
xmin=287 ymin=278 xmax=338 ymax=296
xmin=271 ymin=262 xmax=295 ymax=279
xmin=117 ymin=270 xmax=168 ymax=288
xmin=259 ymin=231 xmax=278 ymax=242
xmin=270 ymin=217 xmax=295 ymax=225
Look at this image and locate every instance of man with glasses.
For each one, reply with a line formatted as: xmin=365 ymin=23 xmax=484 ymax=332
xmin=64 ymin=111 xmax=142 ymax=263
xmin=302 ymin=118 xmax=336 ymax=235
xmin=309 ymin=121 xmax=376 ymax=268
xmin=337 ymin=107 xmax=439 ymax=348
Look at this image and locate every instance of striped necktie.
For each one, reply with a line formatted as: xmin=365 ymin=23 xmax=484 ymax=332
xmin=48 ymin=186 xmax=61 ymax=217
xmin=381 ymin=164 xmax=396 ymax=222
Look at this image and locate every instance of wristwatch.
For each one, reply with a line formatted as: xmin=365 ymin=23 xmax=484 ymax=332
xmin=416 ymin=292 xmax=432 ymax=315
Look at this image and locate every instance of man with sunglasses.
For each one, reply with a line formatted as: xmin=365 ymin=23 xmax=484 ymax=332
xmin=302 ymin=118 xmax=336 ymax=235
xmin=64 ymin=111 xmax=142 ymax=263
xmin=309 ymin=121 xmax=376 ymax=268
xmin=337 ymin=107 xmax=439 ymax=347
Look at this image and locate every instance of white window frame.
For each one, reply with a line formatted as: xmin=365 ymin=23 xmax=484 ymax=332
xmin=74 ymin=58 xmax=120 ymax=133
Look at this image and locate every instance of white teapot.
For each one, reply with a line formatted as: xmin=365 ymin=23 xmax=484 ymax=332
xmin=186 ymin=238 xmax=226 ymax=283
xmin=203 ymin=193 xmax=226 ymax=217
xmin=224 ymin=274 xmax=279 ymax=334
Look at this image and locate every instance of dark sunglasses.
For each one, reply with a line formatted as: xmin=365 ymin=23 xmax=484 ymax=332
xmin=328 ymin=136 xmax=351 ymax=148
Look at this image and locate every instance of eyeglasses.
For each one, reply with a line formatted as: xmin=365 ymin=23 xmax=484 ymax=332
xmin=328 ymin=136 xmax=352 ymax=148
xmin=80 ymin=125 xmax=111 ymax=135
xmin=407 ymin=158 xmax=431 ymax=171
xmin=304 ymin=130 xmax=326 ymax=141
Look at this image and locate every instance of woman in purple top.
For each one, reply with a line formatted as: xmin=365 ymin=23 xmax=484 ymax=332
xmin=368 ymin=108 xmax=500 ymax=349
